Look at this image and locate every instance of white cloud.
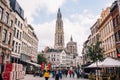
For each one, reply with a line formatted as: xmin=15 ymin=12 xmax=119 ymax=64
xmin=33 ymin=10 xmax=98 ymax=55
xmin=17 ymin=0 xmax=67 ymax=23
xmin=63 ymin=11 xmax=98 ymax=55
xmin=16 ymin=0 xmax=114 ymax=55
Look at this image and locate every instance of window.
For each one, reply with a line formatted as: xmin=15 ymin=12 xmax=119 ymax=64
xmin=9 ymin=20 xmax=13 ymax=27
xmin=21 ymin=23 xmax=22 ymax=29
xmin=14 ymin=27 xmax=16 ymax=37
xmin=116 ymin=15 xmax=119 ymax=25
xmin=12 ymin=40 xmax=15 ymax=51
xmin=16 ymin=30 xmax=19 ymax=39
xmin=15 ymin=42 xmax=18 ymax=53
xmin=15 ymin=18 xmax=17 ymax=24
xmin=18 ymin=21 xmax=20 ymax=27
xmin=18 ymin=44 xmax=21 ymax=54
xmin=4 ymin=12 xmax=9 ymax=24
xmin=118 ymin=30 xmax=120 ymax=41
xmin=8 ymin=33 xmax=11 ymax=45
xmin=0 ymin=7 xmax=3 ymax=20
xmin=2 ymin=29 xmax=7 ymax=43
xmin=20 ymin=32 xmax=21 ymax=39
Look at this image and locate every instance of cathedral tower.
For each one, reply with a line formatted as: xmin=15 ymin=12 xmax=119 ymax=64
xmin=54 ymin=8 xmax=64 ymax=50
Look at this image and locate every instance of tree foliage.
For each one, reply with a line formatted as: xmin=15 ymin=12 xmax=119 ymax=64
xmin=87 ymin=41 xmax=104 ymax=63
xmin=37 ymin=54 xmax=47 ymax=65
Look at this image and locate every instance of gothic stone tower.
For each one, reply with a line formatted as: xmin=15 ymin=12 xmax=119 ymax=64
xmin=54 ymin=8 xmax=64 ymax=50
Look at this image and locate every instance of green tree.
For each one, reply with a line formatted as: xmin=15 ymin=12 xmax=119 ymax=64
xmin=87 ymin=41 xmax=104 ymax=63
xmin=37 ymin=54 xmax=47 ymax=65
xmin=87 ymin=41 xmax=104 ymax=80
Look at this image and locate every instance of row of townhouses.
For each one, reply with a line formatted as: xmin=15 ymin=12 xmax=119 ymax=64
xmin=43 ymin=47 xmax=83 ymax=68
xmin=82 ymin=0 xmax=120 ymax=65
xmin=0 ymin=0 xmax=38 ymax=75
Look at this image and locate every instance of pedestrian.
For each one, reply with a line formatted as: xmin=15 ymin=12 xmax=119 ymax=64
xmin=68 ymin=69 xmax=73 ymax=78
xmin=51 ymin=70 xmax=55 ymax=78
xmin=72 ymin=70 xmax=75 ymax=78
xmin=76 ymin=70 xmax=80 ymax=79
xmin=55 ymin=70 xmax=59 ymax=80
xmin=65 ymin=69 xmax=68 ymax=77
xmin=58 ymin=69 xmax=62 ymax=79
xmin=44 ymin=70 xmax=50 ymax=80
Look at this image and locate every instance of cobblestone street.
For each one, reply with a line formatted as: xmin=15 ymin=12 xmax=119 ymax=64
xmin=22 ymin=74 xmax=89 ymax=80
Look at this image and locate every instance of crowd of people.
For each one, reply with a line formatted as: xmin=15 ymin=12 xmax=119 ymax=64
xmin=37 ymin=68 xmax=85 ymax=80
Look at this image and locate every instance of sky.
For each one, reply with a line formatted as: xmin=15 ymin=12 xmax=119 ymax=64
xmin=17 ymin=0 xmax=115 ymax=56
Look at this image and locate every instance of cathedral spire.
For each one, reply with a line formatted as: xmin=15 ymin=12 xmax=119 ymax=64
xmin=57 ymin=8 xmax=62 ymax=19
xmin=55 ymin=8 xmax=64 ymax=50
xmin=70 ymin=36 xmax=73 ymax=41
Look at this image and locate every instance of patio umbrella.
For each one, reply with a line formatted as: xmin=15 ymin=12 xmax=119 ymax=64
xmin=87 ymin=57 xmax=120 ymax=68
xmin=87 ymin=62 xmax=102 ymax=68
xmin=99 ymin=57 xmax=120 ymax=67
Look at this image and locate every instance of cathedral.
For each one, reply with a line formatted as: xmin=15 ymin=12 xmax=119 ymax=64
xmin=44 ymin=8 xmax=78 ymax=68
xmin=54 ymin=8 xmax=77 ymax=55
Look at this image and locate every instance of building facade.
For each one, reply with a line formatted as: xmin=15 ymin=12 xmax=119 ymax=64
xmin=10 ymin=0 xmax=24 ymax=63
xmin=82 ymin=1 xmax=120 ymax=66
xmin=45 ymin=48 xmax=72 ymax=68
xmin=0 ymin=0 xmax=14 ymax=78
xmin=21 ymin=20 xmax=38 ymax=63
xmin=0 ymin=0 xmax=15 ymax=63
xmin=110 ymin=0 xmax=120 ymax=58
xmin=98 ymin=7 xmax=116 ymax=58
xmin=54 ymin=8 xmax=64 ymax=50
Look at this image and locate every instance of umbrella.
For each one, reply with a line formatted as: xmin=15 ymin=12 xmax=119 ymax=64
xmin=87 ymin=62 xmax=102 ymax=68
xmin=99 ymin=57 xmax=120 ymax=67
xmin=87 ymin=57 xmax=120 ymax=68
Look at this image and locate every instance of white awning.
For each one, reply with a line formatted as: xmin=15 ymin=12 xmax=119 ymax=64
xmin=24 ymin=60 xmax=41 ymax=67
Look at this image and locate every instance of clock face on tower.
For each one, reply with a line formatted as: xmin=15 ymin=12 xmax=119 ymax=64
xmin=58 ymin=30 xmax=62 ymax=32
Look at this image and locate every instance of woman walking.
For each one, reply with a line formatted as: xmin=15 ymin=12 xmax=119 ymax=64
xmin=44 ymin=70 xmax=50 ymax=80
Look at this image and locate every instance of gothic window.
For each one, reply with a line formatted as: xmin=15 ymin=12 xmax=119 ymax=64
xmin=60 ymin=35 xmax=62 ymax=44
